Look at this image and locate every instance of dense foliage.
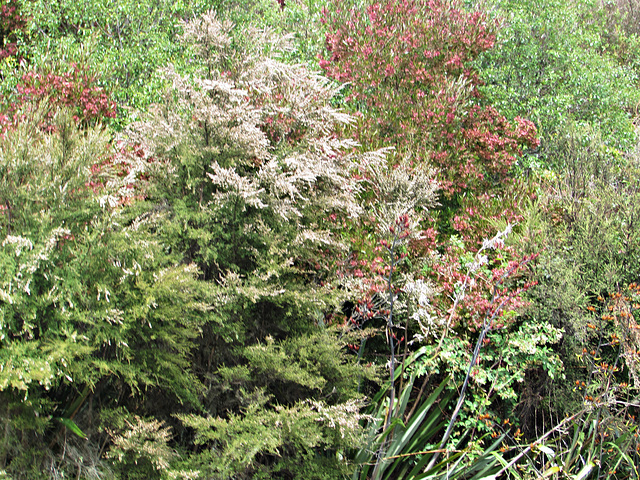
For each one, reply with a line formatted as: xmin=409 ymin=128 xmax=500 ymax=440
xmin=1 ymin=0 xmax=639 ymax=478
xmin=479 ymin=0 xmax=640 ymax=165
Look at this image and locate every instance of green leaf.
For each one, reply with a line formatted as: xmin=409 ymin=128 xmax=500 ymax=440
xmin=54 ymin=417 xmax=87 ymax=439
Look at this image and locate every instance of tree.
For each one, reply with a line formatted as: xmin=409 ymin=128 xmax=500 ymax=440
xmin=320 ymin=0 xmax=538 ymax=198
xmin=478 ymin=0 xmax=640 ymax=167
xmin=122 ymin=13 xmax=381 ymax=477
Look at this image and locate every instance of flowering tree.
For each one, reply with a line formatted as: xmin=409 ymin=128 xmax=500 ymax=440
xmin=119 ymin=12 xmax=383 ymax=478
xmin=0 ymin=10 xmax=385 ymax=476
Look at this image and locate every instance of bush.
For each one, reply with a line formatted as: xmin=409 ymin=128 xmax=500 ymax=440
xmin=478 ymin=0 xmax=640 ymax=166
xmin=320 ymin=0 xmax=538 ymax=198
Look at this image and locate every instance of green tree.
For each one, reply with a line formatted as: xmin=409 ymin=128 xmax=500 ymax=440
xmin=0 ymin=102 xmax=221 ymax=477
xmin=123 ymin=13 xmax=381 ymax=477
xmin=10 ymin=0 xmax=219 ymax=118
xmin=478 ymin=0 xmax=640 ymax=167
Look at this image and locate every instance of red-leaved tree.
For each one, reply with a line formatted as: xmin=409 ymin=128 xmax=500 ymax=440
xmin=322 ymin=0 xmax=544 ymax=396
xmin=1 ymin=65 xmax=116 ymax=130
xmin=320 ymin=0 xmax=538 ymax=197
xmin=0 ymin=0 xmax=25 ymax=60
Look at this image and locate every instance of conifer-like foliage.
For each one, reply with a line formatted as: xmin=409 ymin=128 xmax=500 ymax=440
xmin=1 ymin=10 xmax=379 ymax=479
xmin=126 ymin=13 xmax=380 ymax=477
xmin=0 ymin=108 xmax=216 ymax=477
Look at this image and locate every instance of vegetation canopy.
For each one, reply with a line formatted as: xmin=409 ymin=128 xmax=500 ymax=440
xmin=0 ymin=0 xmax=639 ymax=478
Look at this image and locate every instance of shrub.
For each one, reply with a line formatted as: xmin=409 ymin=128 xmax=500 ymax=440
xmin=320 ymin=0 xmax=538 ymax=198
xmin=119 ymin=12 xmax=382 ymax=477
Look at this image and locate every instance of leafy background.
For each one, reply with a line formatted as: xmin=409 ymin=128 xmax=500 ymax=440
xmin=1 ymin=0 xmax=639 ymax=478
